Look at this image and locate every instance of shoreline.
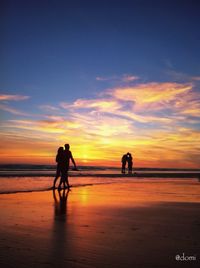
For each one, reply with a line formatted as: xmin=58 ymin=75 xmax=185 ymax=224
xmin=0 ymin=171 xmax=200 ymax=178
xmin=1 ymin=176 xmax=200 ymax=197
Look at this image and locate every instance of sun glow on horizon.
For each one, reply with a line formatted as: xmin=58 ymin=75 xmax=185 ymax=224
xmin=1 ymin=80 xmax=200 ymax=168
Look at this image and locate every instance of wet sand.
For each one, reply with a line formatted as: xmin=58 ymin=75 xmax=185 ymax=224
xmin=0 ymin=181 xmax=199 ymax=268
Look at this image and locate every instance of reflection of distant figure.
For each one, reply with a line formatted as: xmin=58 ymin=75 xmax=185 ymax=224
xmin=58 ymin=144 xmax=77 ymax=190
xmin=121 ymin=154 xmax=127 ymax=174
xmin=53 ymin=147 xmax=64 ymax=188
xmin=127 ymin=153 xmax=133 ymax=174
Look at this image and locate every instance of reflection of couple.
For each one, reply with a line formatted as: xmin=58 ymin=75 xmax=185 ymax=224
xmin=53 ymin=144 xmax=77 ymax=189
xmin=53 ymin=188 xmax=69 ymax=216
xmin=121 ymin=152 xmax=133 ymax=174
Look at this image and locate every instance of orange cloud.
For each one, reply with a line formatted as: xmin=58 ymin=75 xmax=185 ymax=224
xmin=173 ymin=93 xmax=200 ymax=119
xmin=61 ymin=98 xmax=122 ymax=113
xmin=108 ymin=82 xmax=192 ymax=111
xmin=0 ymin=81 xmax=200 ymax=168
xmin=4 ymin=119 xmax=81 ymax=134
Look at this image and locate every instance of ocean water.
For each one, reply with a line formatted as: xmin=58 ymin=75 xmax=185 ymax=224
xmin=0 ymin=175 xmax=131 ymax=194
xmin=0 ymin=167 xmax=128 ymax=193
xmin=0 ymin=165 xmax=199 ymax=201
xmin=0 ymin=170 xmax=199 ymax=202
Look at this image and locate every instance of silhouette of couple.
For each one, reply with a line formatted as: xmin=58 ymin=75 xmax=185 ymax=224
xmin=53 ymin=144 xmax=77 ymax=189
xmin=121 ymin=152 xmax=133 ymax=174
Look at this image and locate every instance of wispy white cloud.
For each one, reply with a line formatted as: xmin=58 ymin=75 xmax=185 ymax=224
xmin=0 ymin=104 xmax=30 ymax=116
xmin=96 ymin=74 xmax=139 ymax=83
xmin=122 ymin=74 xmax=140 ymax=82
xmin=165 ymin=69 xmax=200 ymax=83
xmin=0 ymin=94 xmax=30 ymax=101
xmin=192 ymin=76 xmax=200 ymax=81
xmin=96 ymin=76 xmax=110 ymax=81
xmin=60 ymin=82 xmax=194 ymax=125
xmin=0 ymin=93 xmax=30 ymax=116
xmin=39 ymin=104 xmax=60 ymax=111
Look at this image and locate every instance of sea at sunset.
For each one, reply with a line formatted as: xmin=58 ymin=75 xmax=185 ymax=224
xmin=0 ymin=165 xmax=200 ymax=194
xmin=0 ymin=166 xmax=200 ymax=268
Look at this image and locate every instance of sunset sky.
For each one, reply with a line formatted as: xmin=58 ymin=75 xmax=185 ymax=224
xmin=1 ymin=0 xmax=200 ymax=168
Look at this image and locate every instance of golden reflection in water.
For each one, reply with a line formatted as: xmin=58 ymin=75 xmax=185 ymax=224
xmin=0 ymin=179 xmax=199 ymax=267
xmin=50 ymin=188 xmax=71 ymax=265
xmin=49 ymin=180 xmax=200 ymax=265
xmin=78 ymin=188 xmax=89 ymax=205
xmin=66 ymin=180 xmax=200 ymax=209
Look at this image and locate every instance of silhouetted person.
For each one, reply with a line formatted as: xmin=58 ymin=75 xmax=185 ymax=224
xmin=127 ymin=152 xmax=133 ymax=174
xmin=121 ymin=154 xmax=127 ymax=173
xmin=58 ymin=143 xmax=77 ymax=189
xmin=53 ymin=147 xmax=64 ymax=188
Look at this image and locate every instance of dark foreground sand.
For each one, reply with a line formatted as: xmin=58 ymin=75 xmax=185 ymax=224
xmin=0 ymin=181 xmax=199 ymax=268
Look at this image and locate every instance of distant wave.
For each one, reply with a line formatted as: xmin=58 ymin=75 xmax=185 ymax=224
xmin=0 ymin=164 xmax=111 ymax=171
xmin=1 ymin=164 xmax=200 ymax=172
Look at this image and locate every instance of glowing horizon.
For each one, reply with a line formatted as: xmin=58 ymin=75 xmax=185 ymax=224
xmin=1 ymin=79 xmax=200 ymax=168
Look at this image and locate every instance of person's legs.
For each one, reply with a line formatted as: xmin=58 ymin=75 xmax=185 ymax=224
xmin=58 ymin=170 xmax=65 ymax=190
xmin=128 ymin=163 xmax=133 ymax=174
xmin=58 ymin=177 xmax=62 ymax=190
xmin=53 ymin=165 xmax=61 ymax=188
xmin=128 ymin=163 xmax=132 ymax=174
xmin=121 ymin=162 xmax=126 ymax=173
xmin=131 ymin=164 xmax=133 ymax=174
xmin=64 ymin=165 xmax=70 ymax=188
xmin=65 ymin=171 xmax=69 ymax=188
xmin=53 ymin=176 xmax=59 ymax=188
xmin=60 ymin=168 xmax=69 ymax=188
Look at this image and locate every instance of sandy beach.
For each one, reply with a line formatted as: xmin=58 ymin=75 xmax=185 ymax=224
xmin=0 ymin=180 xmax=199 ymax=268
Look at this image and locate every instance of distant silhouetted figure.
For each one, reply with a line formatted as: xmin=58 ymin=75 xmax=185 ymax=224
xmin=127 ymin=152 xmax=133 ymax=174
xmin=53 ymin=147 xmax=64 ymax=188
xmin=58 ymin=144 xmax=77 ymax=189
xmin=121 ymin=154 xmax=127 ymax=173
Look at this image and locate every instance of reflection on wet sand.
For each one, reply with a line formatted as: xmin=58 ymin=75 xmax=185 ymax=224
xmin=51 ymin=189 xmax=71 ymax=266
xmin=0 ymin=180 xmax=199 ymax=268
xmin=53 ymin=188 xmax=69 ymax=216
